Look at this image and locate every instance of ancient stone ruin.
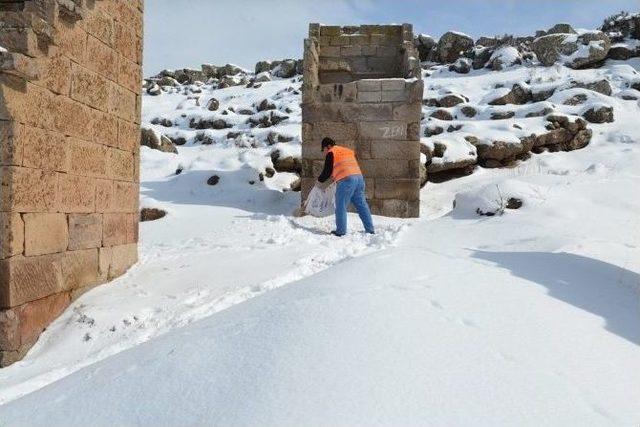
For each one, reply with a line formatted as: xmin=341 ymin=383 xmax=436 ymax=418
xmin=0 ymin=0 xmax=143 ymax=366
xmin=301 ymin=23 xmax=423 ymax=218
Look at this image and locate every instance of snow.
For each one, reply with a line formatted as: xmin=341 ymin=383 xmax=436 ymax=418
xmin=0 ymin=45 xmax=639 ymax=425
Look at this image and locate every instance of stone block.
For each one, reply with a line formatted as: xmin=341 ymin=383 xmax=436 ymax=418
xmin=126 ymin=213 xmax=138 ymax=243
xmin=319 ymin=46 xmax=341 ymax=57
xmin=381 ymin=78 xmax=406 ymax=91
xmin=392 ymin=103 xmax=421 ymax=122
xmin=39 ymin=51 xmax=72 ymax=95
xmin=0 ymin=213 xmax=24 ymax=259
xmin=56 ymin=21 xmax=87 ymax=63
xmin=57 ymin=173 xmax=95 ymax=213
xmin=70 ymin=63 xmax=110 ymax=111
xmin=90 ymin=109 xmax=119 ymax=148
xmin=407 ymin=122 xmax=421 ymax=140
xmin=22 ymin=127 xmax=68 ymax=172
xmin=0 ymin=121 xmax=23 ymax=166
xmin=381 ymin=90 xmax=407 ymax=102
xmin=356 ymin=79 xmax=381 ymax=92
xmin=51 ymin=96 xmax=93 ymax=141
xmin=61 ymin=248 xmax=99 ymax=291
xmin=371 ymin=140 xmax=421 ymax=159
xmin=357 ymin=139 xmax=371 ymax=160
xmin=300 ymin=177 xmax=316 ymax=201
xmin=341 ymin=45 xmax=362 ymax=57
xmin=113 ymin=181 xmax=139 ymax=212
xmin=309 ymin=122 xmax=358 ymax=145
xmin=358 ymin=121 xmax=407 ymax=140
xmin=0 ymin=254 xmax=64 ymax=308
xmin=114 ymin=22 xmax=140 ymax=63
xmin=95 ymin=179 xmax=114 ymax=212
xmin=83 ymin=7 xmax=115 ymax=46
xmin=320 ymin=26 xmax=341 ymax=37
xmin=357 ymin=91 xmax=381 ymax=103
xmin=360 ymin=159 xmax=410 ymax=178
xmin=103 ymin=213 xmax=128 ymax=247
xmin=23 ymin=213 xmax=68 ymax=256
xmin=374 ymin=179 xmax=420 ymax=200
xmin=68 ymin=214 xmax=103 ymax=250
xmin=107 ymin=148 xmax=135 ymax=181
xmin=0 ymin=167 xmax=58 ymax=212
xmin=119 ymin=58 xmax=141 ymax=94
xmin=370 ymin=199 xmax=419 ymax=218
xmin=108 ymin=243 xmax=137 ymax=279
xmin=376 ymin=46 xmax=398 ymax=57
xmin=85 ymin=35 xmax=118 ymax=81
xmin=108 ymin=83 xmax=137 ymax=121
xmin=117 ymin=119 xmax=139 ymax=152
xmin=68 ymin=138 xmax=108 ymax=178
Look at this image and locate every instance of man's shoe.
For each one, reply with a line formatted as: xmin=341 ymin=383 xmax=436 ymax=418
xmin=330 ymin=230 xmax=345 ymax=237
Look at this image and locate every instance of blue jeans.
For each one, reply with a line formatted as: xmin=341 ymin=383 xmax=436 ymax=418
xmin=335 ymin=174 xmax=374 ymax=235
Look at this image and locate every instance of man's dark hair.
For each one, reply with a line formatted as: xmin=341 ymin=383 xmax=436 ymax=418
xmin=321 ymin=137 xmax=336 ymax=151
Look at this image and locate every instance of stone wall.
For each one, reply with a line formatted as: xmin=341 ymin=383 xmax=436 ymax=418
xmin=301 ymin=24 xmax=423 ymax=218
xmin=0 ymin=0 xmax=143 ymax=366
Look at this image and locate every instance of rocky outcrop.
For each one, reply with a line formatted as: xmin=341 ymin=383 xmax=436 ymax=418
xmin=141 ymin=128 xmax=178 ymax=154
xmin=436 ymin=31 xmax=474 ymax=63
xmin=532 ymin=29 xmax=611 ymax=69
xmin=414 ymin=34 xmax=437 ymax=62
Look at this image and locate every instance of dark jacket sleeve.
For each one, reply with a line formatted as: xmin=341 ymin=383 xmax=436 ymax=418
xmin=317 ymin=152 xmax=333 ymax=183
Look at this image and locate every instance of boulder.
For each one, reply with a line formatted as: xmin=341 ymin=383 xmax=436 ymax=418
xmin=460 ymin=105 xmax=477 ymax=117
xmin=158 ymin=76 xmax=179 ymax=87
xmin=207 ymin=175 xmax=220 ymax=186
xmin=449 ymin=57 xmax=471 ymax=74
xmin=218 ymin=64 xmax=244 ymax=78
xmin=270 ymin=150 xmax=302 ymax=174
xmin=140 ymin=208 xmax=167 ymax=222
xmin=488 ymin=46 xmax=522 ymax=70
xmin=424 ymin=125 xmax=444 ymax=137
xmin=472 ymin=46 xmax=494 ymax=69
xmin=272 ymin=59 xmax=297 ymax=78
xmin=607 ymin=44 xmax=639 ymax=60
xmin=438 ymin=94 xmax=467 ymax=108
xmin=600 ymin=11 xmax=640 ymax=40
xmin=189 ymin=118 xmax=231 ymax=130
xmin=525 ymin=106 xmax=554 ymax=117
xmin=140 ymin=128 xmax=178 ymax=154
xmin=255 ymin=71 xmax=272 ymax=83
xmin=255 ymin=61 xmax=271 ymax=74
xmin=547 ymin=23 xmax=577 ymax=34
xmin=174 ymin=68 xmax=206 ymax=84
xmin=532 ymin=31 xmax=611 ymax=68
xmin=570 ymin=79 xmax=612 ymax=96
xmin=476 ymin=139 xmax=534 ymax=166
xmin=563 ymin=93 xmax=588 ymax=105
xmin=206 ymin=98 xmax=219 ymax=111
xmin=150 ymin=117 xmax=173 ymax=127
xmin=488 ymin=83 xmax=532 ymax=105
xmin=582 ymin=105 xmax=614 ymax=123
xmin=414 ymin=34 xmax=437 ymax=61
xmin=146 ymin=83 xmax=162 ymax=96
xmin=257 ymin=99 xmax=276 ymax=112
xmin=436 ymin=31 xmax=475 ymax=63
xmin=430 ymin=109 xmax=454 ymax=121
xmin=525 ymin=115 xmax=592 ymax=152
xmin=202 ymin=64 xmax=218 ymax=79
xmin=490 ymin=111 xmax=515 ymax=120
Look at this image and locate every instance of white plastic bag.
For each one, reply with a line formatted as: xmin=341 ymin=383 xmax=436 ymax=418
xmin=304 ymin=183 xmax=336 ymax=217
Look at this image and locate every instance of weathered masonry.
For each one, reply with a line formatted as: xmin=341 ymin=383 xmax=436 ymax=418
xmin=301 ymin=23 xmax=423 ymax=218
xmin=0 ymin=0 xmax=143 ymax=366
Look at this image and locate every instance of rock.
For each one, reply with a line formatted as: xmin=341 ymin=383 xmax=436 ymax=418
xmin=206 ymin=98 xmax=219 ymax=111
xmin=547 ymin=23 xmax=577 ymax=34
xmin=414 ymin=34 xmax=437 ymax=61
xmin=295 ymin=60 xmax=304 ymax=76
xmin=140 ymin=128 xmax=177 ymax=154
xmin=522 ymin=115 xmax=592 ymax=152
xmin=449 ymin=57 xmax=471 ymax=74
xmin=531 ymin=87 xmax=556 ymax=102
xmin=189 ymin=118 xmax=231 ymax=130
xmin=290 ymin=178 xmax=301 ymax=192
xmin=476 ymin=139 xmax=534 ymax=165
xmin=146 ymin=83 xmax=162 ymax=96
xmin=600 ymin=11 xmax=640 ymax=41
xmin=424 ymin=125 xmax=444 ymax=137
xmin=272 ymin=59 xmax=297 ymax=78
xmin=430 ymin=109 xmax=454 ymax=121
xmin=218 ymin=64 xmax=244 ymax=78
xmin=420 ymin=163 xmax=428 ymax=187
xmin=506 ymin=198 xmax=523 ymax=210
xmin=255 ymin=61 xmax=271 ymax=74
xmin=563 ymin=93 xmax=588 ymax=105
xmin=140 ymin=208 xmax=166 ymax=222
xmin=582 ymin=105 xmax=614 ymax=123
xmin=206 ymin=175 xmax=220 ymax=186
xmin=472 ymin=46 xmax=493 ymax=69
xmin=150 ymin=117 xmax=172 ymax=127
xmin=265 ymin=167 xmax=276 ymax=178
xmin=489 ymin=46 xmax=522 ymax=71
xmin=490 ymin=111 xmax=515 ymax=120
xmin=525 ymin=107 xmax=554 ymax=117
xmin=174 ymin=68 xmax=206 ymax=84
xmin=433 ymin=142 xmax=446 ymax=157
xmin=201 ymin=64 xmax=218 ymax=78
xmin=158 ymin=76 xmax=179 ymax=87
xmin=255 ymin=71 xmax=271 ymax=83
xmin=257 ymin=99 xmax=276 ymax=112
xmin=270 ymin=150 xmax=302 ymax=174
xmin=226 ymin=131 xmax=242 ymax=139
xmin=267 ymin=132 xmax=294 ymax=145
xmin=169 ymin=136 xmax=187 ymax=146
xmin=237 ymin=109 xmax=254 ymax=115
xmin=488 ymin=83 xmax=532 ymax=105
xmin=447 ymin=124 xmax=463 ymax=132
xmin=607 ymin=44 xmax=639 ymax=60
xmin=532 ymin=31 xmax=611 ymax=68
xmin=438 ymin=94 xmax=467 ymax=108
xmin=247 ymin=112 xmax=289 ymax=128
xmin=570 ymin=79 xmax=612 ymax=96
xmin=436 ymin=31 xmax=475 ymax=63
xmin=460 ymin=105 xmax=477 ymax=117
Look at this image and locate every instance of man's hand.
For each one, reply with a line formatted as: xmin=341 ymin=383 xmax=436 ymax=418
xmin=316 ymin=178 xmax=334 ymax=190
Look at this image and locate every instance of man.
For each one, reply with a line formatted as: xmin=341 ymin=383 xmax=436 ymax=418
xmin=317 ymin=137 xmax=375 ymax=237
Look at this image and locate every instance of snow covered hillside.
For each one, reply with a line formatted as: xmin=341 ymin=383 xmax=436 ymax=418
xmin=0 ymin=16 xmax=639 ymax=426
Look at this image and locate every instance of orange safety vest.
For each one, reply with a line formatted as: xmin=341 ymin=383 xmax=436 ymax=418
xmin=329 ymin=145 xmax=362 ymax=182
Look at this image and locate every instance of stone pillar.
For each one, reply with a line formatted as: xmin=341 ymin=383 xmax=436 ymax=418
xmin=301 ymin=24 xmax=423 ymax=218
xmin=0 ymin=0 xmax=143 ymax=366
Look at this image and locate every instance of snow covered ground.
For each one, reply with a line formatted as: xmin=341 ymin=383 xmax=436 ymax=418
xmin=0 ymin=56 xmax=639 ymax=425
